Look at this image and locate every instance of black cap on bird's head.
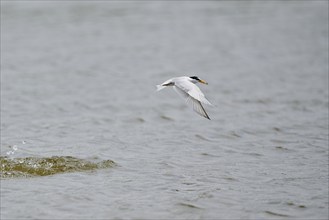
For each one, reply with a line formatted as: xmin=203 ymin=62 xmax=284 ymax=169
xmin=190 ymin=76 xmax=200 ymax=80
xmin=189 ymin=76 xmax=208 ymax=84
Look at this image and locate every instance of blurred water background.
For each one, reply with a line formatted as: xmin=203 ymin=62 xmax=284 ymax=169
xmin=1 ymin=1 xmax=328 ymax=219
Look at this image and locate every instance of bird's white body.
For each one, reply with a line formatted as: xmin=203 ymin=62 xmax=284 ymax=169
xmin=156 ymin=76 xmax=212 ymax=120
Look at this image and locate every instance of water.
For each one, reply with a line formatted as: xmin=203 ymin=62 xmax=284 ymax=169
xmin=1 ymin=1 xmax=328 ymax=219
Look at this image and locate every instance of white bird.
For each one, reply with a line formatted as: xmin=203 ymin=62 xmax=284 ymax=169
xmin=156 ymin=76 xmax=212 ymax=120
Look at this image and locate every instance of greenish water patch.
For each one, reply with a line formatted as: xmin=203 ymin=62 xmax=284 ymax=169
xmin=0 ymin=156 xmax=116 ymax=178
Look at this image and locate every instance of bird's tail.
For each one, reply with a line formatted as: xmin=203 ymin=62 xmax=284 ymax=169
xmin=156 ymin=85 xmax=165 ymax=91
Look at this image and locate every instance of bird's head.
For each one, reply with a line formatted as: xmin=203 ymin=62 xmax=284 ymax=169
xmin=189 ymin=76 xmax=208 ymax=85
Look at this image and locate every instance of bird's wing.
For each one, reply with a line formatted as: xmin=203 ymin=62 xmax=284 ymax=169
xmin=173 ymin=86 xmax=210 ymax=120
xmin=174 ymin=79 xmax=212 ymax=105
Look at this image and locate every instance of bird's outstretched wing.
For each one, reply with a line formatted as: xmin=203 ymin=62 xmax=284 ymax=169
xmin=174 ymin=78 xmax=212 ymax=106
xmin=173 ymin=86 xmax=211 ymax=120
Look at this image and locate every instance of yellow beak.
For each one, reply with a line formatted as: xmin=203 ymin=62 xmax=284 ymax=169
xmin=199 ymin=79 xmax=208 ymax=85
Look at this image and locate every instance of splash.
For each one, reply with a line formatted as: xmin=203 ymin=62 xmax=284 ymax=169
xmin=0 ymin=156 xmax=116 ymax=178
xmin=6 ymin=145 xmax=19 ymax=156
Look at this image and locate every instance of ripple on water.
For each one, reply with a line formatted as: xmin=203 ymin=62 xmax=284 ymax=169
xmin=177 ymin=202 xmax=203 ymax=210
xmin=0 ymin=156 xmax=116 ymax=178
xmin=264 ymin=210 xmax=291 ymax=217
xmin=160 ymin=115 xmax=175 ymax=121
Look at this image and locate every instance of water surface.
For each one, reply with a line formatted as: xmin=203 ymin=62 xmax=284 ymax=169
xmin=1 ymin=1 xmax=328 ymax=219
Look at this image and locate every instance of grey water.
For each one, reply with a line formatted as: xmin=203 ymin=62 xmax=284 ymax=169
xmin=1 ymin=1 xmax=328 ymax=219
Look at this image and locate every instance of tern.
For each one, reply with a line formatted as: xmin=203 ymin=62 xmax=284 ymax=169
xmin=156 ymin=76 xmax=212 ymax=120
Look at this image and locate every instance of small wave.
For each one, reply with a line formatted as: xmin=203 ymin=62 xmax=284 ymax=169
xmin=264 ymin=210 xmax=290 ymax=217
xmin=160 ymin=115 xmax=174 ymax=121
xmin=0 ymin=156 xmax=116 ymax=178
xmin=178 ymin=202 xmax=203 ymax=209
xmin=195 ymin=134 xmax=211 ymax=141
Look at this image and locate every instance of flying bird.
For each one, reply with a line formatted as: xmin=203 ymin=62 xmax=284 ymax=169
xmin=156 ymin=76 xmax=212 ymax=120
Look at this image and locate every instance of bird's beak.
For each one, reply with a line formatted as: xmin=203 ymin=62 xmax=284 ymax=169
xmin=199 ymin=79 xmax=208 ymax=85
